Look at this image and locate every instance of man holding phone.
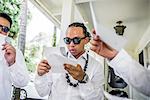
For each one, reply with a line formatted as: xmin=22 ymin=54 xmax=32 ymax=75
xmin=0 ymin=12 xmax=29 ymax=100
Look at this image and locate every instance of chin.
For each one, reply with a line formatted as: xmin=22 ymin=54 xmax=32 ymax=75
xmin=70 ymin=52 xmax=77 ymax=56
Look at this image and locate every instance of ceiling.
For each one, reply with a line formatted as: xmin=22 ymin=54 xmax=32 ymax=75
xmin=30 ymin=0 xmax=150 ymax=55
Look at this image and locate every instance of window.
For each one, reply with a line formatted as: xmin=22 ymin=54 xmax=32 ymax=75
xmin=145 ymin=42 xmax=150 ymax=68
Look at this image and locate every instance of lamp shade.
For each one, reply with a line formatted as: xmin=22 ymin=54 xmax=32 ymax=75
xmin=114 ymin=21 xmax=126 ymax=35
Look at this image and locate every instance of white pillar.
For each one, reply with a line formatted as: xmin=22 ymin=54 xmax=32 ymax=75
xmin=18 ymin=0 xmax=27 ymax=54
xmin=13 ymin=0 xmax=27 ymax=99
xmin=59 ymin=0 xmax=75 ymax=46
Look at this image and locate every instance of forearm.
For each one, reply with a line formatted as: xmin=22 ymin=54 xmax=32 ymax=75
xmin=9 ymin=50 xmax=29 ymax=87
xmin=108 ymin=49 xmax=150 ymax=96
xmin=78 ymin=67 xmax=104 ymax=100
xmin=78 ymin=81 xmax=104 ymax=100
xmin=34 ymin=73 xmax=52 ymax=97
xmin=9 ymin=64 xmax=29 ymax=87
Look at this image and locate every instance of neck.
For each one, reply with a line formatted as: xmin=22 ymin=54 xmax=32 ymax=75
xmin=74 ymin=50 xmax=85 ymax=59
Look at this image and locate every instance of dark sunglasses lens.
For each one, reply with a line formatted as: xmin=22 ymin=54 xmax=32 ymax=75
xmin=3 ymin=27 xmax=9 ymax=33
xmin=73 ymin=37 xmax=81 ymax=44
xmin=64 ymin=37 xmax=71 ymax=44
xmin=0 ymin=25 xmax=9 ymax=33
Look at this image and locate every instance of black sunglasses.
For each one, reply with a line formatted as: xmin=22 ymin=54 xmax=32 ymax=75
xmin=0 ymin=24 xmax=10 ymax=33
xmin=64 ymin=37 xmax=86 ymax=44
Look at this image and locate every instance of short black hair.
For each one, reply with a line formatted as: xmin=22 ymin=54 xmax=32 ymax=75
xmin=68 ymin=22 xmax=91 ymax=38
xmin=0 ymin=13 xmax=12 ymax=28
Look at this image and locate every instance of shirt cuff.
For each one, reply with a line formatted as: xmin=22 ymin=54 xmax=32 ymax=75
xmin=35 ymin=73 xmax=48 ymax=84
xmin=108 ymin=49 xmax=131 ymax=68
xmin=78 ymin=79 xmax=94 ymax=97
xmin=79 ymin=79 xmax=93 ymax=88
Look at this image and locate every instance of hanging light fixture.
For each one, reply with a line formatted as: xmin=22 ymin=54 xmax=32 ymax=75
xmin=114 ymin=21 xmax=126 ymax=36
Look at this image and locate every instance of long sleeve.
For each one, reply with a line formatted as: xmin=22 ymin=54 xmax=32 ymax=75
xmin=8 ymin=49 xmax=29 ymax=87
xmin=108 ymin=49 xmax=150 ymax=96
xmin=34 ymin=72 xmax=52 ymax=97
xmin=78 ymin=61 xmax=104 ymax=100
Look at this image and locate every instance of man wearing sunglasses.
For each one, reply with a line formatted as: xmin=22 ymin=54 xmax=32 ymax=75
xmin=35 ymin=22 xmax=104 ymax=100
xmin=0 ymin=13 xmax=29 ymax=100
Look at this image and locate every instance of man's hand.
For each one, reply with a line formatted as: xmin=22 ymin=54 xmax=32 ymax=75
xmin=2 ymin=43 xmax=16 ymax=66
xmin=90 ymin=30 xmax=118 ymax=60
xmin=37 ymin=60 xmax=51 ymax=76
xmin=64 ymin=64 xmax=85 ymax=81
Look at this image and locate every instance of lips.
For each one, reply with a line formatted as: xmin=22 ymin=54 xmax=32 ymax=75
xmin=69 ymin=49 xmax=76 ymax=53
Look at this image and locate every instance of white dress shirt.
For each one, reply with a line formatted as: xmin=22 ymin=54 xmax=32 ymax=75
xmin=35 ymin=51 xmax=104 ymax=100
xmin=0 ymin=49 xmax=29 ymax=100
xmin=108 ymin=49 xmax=150 ymax=96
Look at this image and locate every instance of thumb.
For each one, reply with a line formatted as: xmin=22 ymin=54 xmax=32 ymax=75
xmin=76 ymin=64 xmax=82 ymax=70
xmin=92 ymin=29 xmax=96 ymax=35
xmin=92 ymin=29 xmax=97 ymax=39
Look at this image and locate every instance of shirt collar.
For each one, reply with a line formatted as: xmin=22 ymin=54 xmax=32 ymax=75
xmin=67 ymin=50 xmax=88 ymax=60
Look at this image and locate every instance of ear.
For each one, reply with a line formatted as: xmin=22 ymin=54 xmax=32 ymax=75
xmin=84 ymin=37 xmax=90 ymax=44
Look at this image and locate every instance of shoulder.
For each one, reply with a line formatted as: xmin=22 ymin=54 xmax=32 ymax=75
xmin=88 ymin=54 xmax=104 ymax=69
xmin=88 ymin=54 xmax=101 ymax=64
xmin=15 ymin=49 xmax=25 ymax=61
xmin=87 ymin=54 xmax=104 ymax=79
xmin=16 ymin=49 xmax=23 ymax=55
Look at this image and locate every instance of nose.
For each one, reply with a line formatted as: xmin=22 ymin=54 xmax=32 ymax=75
xmin=69 ymin=41 xmax=75 ymax=46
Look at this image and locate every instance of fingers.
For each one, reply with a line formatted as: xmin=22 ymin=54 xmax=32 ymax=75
xmin=93 ymin=35 xmax=101 ymax=41
xmin=91 ymin=29 xmax=101 ymax=41
xmin=76 ymin=64 xmax=82 ymax=70
xmin=2 ymin=43 xmax=11 ymax=49
xmin=90 ymin=36 xmax=102 ymax=53
xmin=37 ymin=60 xmax=51 ymax=76
xmin=2 ymin=43 xmax=16 ymax=54
xmin=64 ymin=63 xmax=76 ymax=72
xmin=91 ymin=29 xmax=96 ymax=38
xmin=64 ymin=64 xmax=84 ymax=81
xmin=64 ymin=63 xmax=77 ymax=75
xmin=90 ymin=31 xmax=101 ymax=47
xmin=38 ymin=66 xmax=49 ymax=72
xmin=90 ymin=45 xmax=100 ymax=53
xmin=91 ymin=29 xmax=116 ymax=51
xmin=92 ymin=29 xmax=96 ymax=35
xmin=39 ymin=62 xmax=50 ymax=69
xmin=90 ymin=38 xmax=100 ymax=47
xmin=40 ymin=60 xmax=50 ymax=67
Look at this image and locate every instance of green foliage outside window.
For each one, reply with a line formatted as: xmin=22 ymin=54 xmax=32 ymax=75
xmin=0 ymin=0 xmax=22 ymax=39
xmin=52 ymin=32 xmax=57 ymax=47
xmin=25 ymin=43 xmax=40 ymax=73
xmin=0 ymin=0 xmax=35 ymax=72
xmin=0 ymin=0 xmax=32 ymax=38
xmin=0 ymin=0 xmax=58 ymax=73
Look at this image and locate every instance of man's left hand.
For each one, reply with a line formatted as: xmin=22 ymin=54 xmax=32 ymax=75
xmin=64 ymin=64 xmax=85 ymax=81
xmin=2 ymin=43 xmax=16 ymax=66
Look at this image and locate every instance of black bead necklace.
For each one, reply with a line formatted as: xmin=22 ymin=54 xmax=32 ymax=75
xmin=65 ymin=53 xmax=89 ymax=87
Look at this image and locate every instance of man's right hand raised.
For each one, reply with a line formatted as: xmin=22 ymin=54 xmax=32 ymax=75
xmin=90 ymin=29 xmax=118 ymax=60
xmin=37 ymin=60 xmax=51 ymax=76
